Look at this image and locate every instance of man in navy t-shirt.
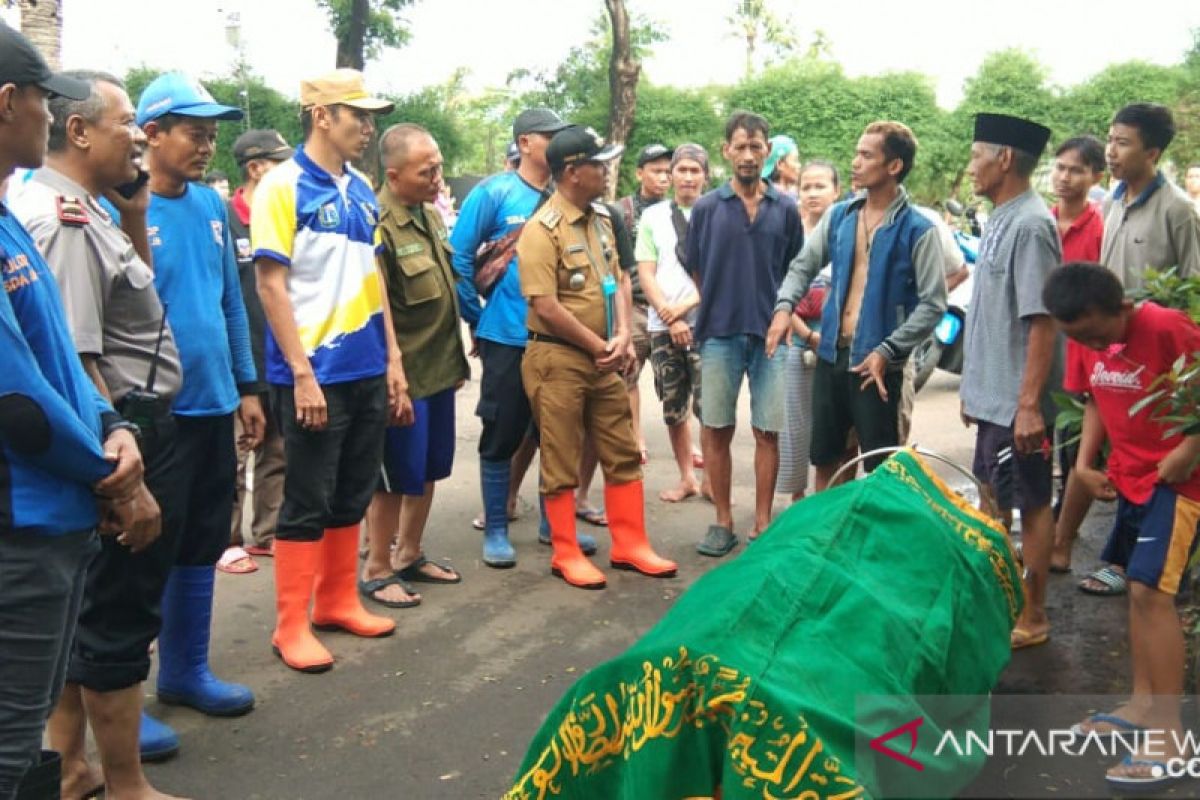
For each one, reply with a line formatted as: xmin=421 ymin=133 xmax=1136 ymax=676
xmin=685 ymin=111 xmax=803 ymax=558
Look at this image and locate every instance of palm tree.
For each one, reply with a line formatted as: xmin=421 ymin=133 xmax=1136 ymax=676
xmin=726 ymin=0 xmax=797 ymax=80
xmin=18 ymin=0 xmax=61 ymax=70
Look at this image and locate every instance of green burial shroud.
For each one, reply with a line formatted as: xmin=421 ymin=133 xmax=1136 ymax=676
xmin=504 ymin=450 xmax=1022 ymax=800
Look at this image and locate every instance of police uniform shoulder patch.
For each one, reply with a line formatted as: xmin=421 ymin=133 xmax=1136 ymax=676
xmin=591 ymin=202 xmax=611 ymax=218
xmin=538 ymin=207 xmax=563 ymax=229
xmin=56 ymin=196 xmax=89 ymax=227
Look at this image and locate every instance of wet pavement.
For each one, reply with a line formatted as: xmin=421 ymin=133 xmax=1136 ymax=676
xmin=130 ymin=369 xmax=1166 ymax=799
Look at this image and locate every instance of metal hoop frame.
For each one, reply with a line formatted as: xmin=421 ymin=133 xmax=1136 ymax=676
xmin=827 ymin=446 xmax=982 ymax=489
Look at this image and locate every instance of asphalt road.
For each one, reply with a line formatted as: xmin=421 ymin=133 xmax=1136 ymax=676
xmin=135 ymin=367 xmax=1154 ymax=799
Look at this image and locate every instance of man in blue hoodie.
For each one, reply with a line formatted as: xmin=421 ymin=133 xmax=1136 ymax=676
xmin=768 ymin=120 xmax=946 ymax=489
xmin=133 ymin=72 xmax=263 ymax=731
xmin=0 ymin=23 xmax=156 ymax=800
xmin=451 ymin=108 xmax=591 ymax=567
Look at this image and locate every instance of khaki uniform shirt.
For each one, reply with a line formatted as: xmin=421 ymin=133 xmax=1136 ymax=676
xmin=517 ymin=191 xmax=621 ymax=339
xmin=10 ymin=167 xmax=182 ymax=404
xmin=376 ymin=191 xmax=468 ymax=400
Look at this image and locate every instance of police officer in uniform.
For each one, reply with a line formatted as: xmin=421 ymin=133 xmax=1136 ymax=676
xmin=517 ymin=125 xmax=677 ymax=589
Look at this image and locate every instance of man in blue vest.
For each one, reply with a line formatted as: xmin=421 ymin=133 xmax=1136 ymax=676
xmin=768 ymin=120 xmax=946 ymax=489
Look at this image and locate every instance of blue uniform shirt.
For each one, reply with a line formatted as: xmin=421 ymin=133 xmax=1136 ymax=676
xmin=450 ymin=171 xmax=546 ymax=347
xmin=146 ymin=183 xmax=256 ymax=415
xmin=0 ymin=205 xmax=114 ymax=535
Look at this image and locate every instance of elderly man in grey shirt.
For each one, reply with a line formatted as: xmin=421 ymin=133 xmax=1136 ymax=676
xmin=960 ymin=113 xmax=1061 ymax=653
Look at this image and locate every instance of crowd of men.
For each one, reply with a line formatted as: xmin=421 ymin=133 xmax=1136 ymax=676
xmin=3 ymin=16 xmax=1200 ymax=797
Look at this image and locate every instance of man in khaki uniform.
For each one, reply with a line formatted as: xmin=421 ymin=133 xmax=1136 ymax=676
xmin=517 ymin=125 xmax=677 ymax=590
xmin=361 ymin=123 xmax=466 ymax=608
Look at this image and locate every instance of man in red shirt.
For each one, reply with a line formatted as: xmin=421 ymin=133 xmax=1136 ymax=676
xmin=1044 ymin=263 xmax=1200 ymax=792
xmin=1051 ymin=136 xmax=1105 ymax=262
xmin=1048 ymin=136 xmax=1105 ymax=574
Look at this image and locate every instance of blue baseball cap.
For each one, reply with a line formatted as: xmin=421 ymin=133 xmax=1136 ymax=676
xmin=136 ymin=72 xmax=243 ymax=127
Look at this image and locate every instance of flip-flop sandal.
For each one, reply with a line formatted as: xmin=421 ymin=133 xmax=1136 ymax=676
xmin=395 ymin=554 xmax=462 ymax=585
xmin=1069 ymin=713 xmax=1147 ymax=741
xmin=245 ymin=544 xmax=274 ymax=557
xmin=696 ymin=525 xmax=738 ymax=557
xmin=692 ymin=453 xmax=705 ymax=469
xmin=358 ymin=574 xmax=421 ymax=608
xmin=1079 ymin=566 xmax=1127 ymax=596
xmin=1010 ymin=626 xmax=1049 ymax=650
xmin=216 ymin=547 xmax=258 ymax=574
xmin=576 ymin=506 xmax=608 ymax=526
xmin=1105 ymin=755 xmax=1184 ymax=792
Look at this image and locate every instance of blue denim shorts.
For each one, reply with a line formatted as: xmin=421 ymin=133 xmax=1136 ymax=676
xmin=698 ymin=334 xmax=784 ymax=432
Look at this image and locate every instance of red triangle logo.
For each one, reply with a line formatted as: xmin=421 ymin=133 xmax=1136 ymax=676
xmin=870 ymin=716 xmax=925 ymax=771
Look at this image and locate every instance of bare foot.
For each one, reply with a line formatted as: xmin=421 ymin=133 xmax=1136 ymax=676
xmin=61 ymin=759 xmax=103 ymax=800
xmin=105 ymin=779 xmax=191 ymax=800
xmin=659 ymin=481 xmax=700 ymax=503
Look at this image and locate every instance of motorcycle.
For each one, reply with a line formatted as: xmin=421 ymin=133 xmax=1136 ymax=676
xmin=912 ymin=214 xmax=978 ymax=393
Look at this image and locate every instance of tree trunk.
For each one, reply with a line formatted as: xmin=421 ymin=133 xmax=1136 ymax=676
xmin=605 ymin=0 xmax=640 ymax=201
xmin=336 ymin=0 xmax=369 ymax=70
xmin=19 ymin=0 xmax=61 ymax=70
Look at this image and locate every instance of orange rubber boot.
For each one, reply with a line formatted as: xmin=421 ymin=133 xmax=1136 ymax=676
xmin=543 ymin=491 xmax=606 ymax=589
xmin=311 ymin=525 xmax=397 ymax=638
xmin=606 ymin=480 xmax=678 ymax=577
xmin=271 ymin=540 xmax=334 ymax=673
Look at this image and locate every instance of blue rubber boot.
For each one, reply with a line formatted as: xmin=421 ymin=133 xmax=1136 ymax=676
xmin=480 ymin=458 xmax=517 ymax=568
xmin=156 ymin=566 xmax=255 ymax=716
xmin=138 ymin=712 xmax=179 ymax=763
xmin=537 ymin=494 xmax=597 ymax=555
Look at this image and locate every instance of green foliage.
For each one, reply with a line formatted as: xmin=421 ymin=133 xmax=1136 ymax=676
xmin=727 ymin=58 xmax=957 ymax=202
xmin=376 ymin=85 xmax=466 ymax=173
xmin=1057 ymin=61 xmax=1182 ymax=139
xmin=615 ymin=83 xmax=725 ymax=197
xmin=315 ymin=0 xmax=414 ymax=62
xmin=1135 ymin=268 xmax=1200 ymax=324
xmin=506 ymin=11 xmax=667 ymax=141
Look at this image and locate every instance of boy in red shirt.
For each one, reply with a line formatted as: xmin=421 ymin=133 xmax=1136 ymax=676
xmin=1044 ymin=263 xmax=1200 ymax=792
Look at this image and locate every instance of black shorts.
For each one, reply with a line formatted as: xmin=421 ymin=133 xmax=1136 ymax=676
xmin=476 ymin=339 xmax=533 ymax=463
xmin=972 ymin=419 xmax=1053 ymax=511
xmin=810 ymin=347 xmax=902 ymax=471
xmin=68 ymin=410 xmax=185 ymax=692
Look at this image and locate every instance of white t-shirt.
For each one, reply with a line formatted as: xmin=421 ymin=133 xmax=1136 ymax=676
xmin=634 ymin=199 xmax=696 ymax=333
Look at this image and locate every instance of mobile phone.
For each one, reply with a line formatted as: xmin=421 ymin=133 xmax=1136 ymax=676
xmin=114 ymin=169 xmax=149 ymax=200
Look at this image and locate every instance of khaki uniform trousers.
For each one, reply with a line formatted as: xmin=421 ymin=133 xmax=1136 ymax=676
xmin=522 ymin=341 xmax=642 ymax=496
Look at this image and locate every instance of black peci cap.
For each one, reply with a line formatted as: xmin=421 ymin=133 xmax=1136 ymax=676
xmin=973 ymin=112 xmax=1052 ymax=155
xmin=0 ymin=22 xmax=89 ymax=100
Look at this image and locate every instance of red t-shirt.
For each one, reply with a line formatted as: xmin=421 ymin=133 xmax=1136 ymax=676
xmin=1064 ymin=302 xmax=1200 ymax=504
xmin=1055 ymin=204 xmax=1105 ymax=368
xmin=1052 ymin=202 xmax=1103 ymax=263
